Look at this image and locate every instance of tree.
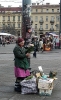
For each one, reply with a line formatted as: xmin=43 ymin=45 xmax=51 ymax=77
xmin=2 ymin=25 xmax=17 ymax=35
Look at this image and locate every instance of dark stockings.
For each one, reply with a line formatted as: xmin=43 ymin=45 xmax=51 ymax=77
xmin=14 ymin=77 xmax=25 ymax=92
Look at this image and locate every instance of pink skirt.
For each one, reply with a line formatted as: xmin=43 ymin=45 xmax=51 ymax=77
xmin=14 ymin=67 xmax=30 ymax=78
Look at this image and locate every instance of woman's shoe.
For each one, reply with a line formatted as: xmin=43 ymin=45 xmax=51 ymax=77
xmin=14 ymin=82 xmax=21 ymax=92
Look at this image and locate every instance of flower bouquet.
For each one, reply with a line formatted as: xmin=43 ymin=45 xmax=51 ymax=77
xmin=25 ymin=44 xmax=34 ymax=53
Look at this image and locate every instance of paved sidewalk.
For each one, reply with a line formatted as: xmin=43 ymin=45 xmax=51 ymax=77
xmin=0 ymin=44 xmax=61 ymax=100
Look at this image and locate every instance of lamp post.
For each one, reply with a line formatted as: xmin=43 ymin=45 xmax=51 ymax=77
xmin=38 ymin=0 xmax=44 ymax=37
xmin=21 ymin=0 xmax=31 ymax=39
xmin=60 ymin=0 xmax=61 ymax=35
xmin=59 ymin=0 xmax=61 ymax=48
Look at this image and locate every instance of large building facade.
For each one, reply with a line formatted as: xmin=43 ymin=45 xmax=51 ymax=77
xmin=0 ymin=3 xmax=60 ymax=38
xmin=31 ymin=3 xmax=60 ymax=38
xmin=0 ymin=6 xmax=22 ymax=36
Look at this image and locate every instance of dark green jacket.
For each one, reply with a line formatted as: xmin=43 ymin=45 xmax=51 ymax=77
xmin=13 ymin=44 xmax=30 ymax=70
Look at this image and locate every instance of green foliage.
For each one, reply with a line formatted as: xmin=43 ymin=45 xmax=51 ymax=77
xmin=26 ymin=46 xmax=34 ymax=53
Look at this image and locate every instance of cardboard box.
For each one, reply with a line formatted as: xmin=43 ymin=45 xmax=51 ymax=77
xmin=39 ymin=89 xmax=52 ymax=96
xmin=36 ymin=72 xmax=41 ymax=78
xmin=38 ymin=78 xmax=53 ymax=89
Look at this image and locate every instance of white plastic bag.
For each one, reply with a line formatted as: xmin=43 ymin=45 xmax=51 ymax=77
xmin=20 ymin=77 xmax=37 ymax=94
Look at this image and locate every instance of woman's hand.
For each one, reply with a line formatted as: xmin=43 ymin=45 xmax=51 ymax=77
xmin=26 ymin=53 xmax=30 ymax=58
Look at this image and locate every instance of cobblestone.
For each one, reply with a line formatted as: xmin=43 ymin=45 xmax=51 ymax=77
xmin=0 ymin=44 xmax=61 ymax=100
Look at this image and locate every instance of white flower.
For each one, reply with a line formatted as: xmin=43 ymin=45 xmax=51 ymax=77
xmin=38 ymin=66 xmax=43 ymax=72
xmin=29 ymin=44 xmax=34 ymax=47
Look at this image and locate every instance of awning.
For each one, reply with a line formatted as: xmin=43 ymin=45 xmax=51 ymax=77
xmin=0 ymin=33 xmax=11 ymax=36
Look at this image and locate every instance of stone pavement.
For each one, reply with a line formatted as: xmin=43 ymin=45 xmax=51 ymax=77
xmin=0 ymin=44 xmax=61 ymax=100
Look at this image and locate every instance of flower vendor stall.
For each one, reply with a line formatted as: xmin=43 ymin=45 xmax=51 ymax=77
xmin=20 ymin=66 xmax=57 ymax=95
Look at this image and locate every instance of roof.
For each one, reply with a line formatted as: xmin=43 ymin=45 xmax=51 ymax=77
xmin=0 ymin=7 xmax=22 ymax=11
xmin=0 ymin=3 xmax=60 ymax=12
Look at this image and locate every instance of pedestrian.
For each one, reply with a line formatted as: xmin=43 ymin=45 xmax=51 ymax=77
xmin=32 ymin=37 xmax=39 ymax=58
xmin=2 ymin=37 xmax=5 ymax=47
xmin=39 ymin=38 xmax=43 ymax=52
xmin=13 ymin=37 xmax=30 ymax=92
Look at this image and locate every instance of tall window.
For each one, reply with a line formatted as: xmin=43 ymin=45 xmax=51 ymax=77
xmin=35 ymin=32 xmax=37 ymax=36
xmin=46 ymin=9 xmax=48 ymax=13
xmin=35 ymin=24 xmax=37 ymax=29
xmin=57 ymin=9 xmax=60 ymax=12
xmin=35 ymin=16 xmax=38 ymax=22
xmin=13 ymin=16 xmax=15 ymax=21
xmin=31 ymin=16 xmax=33 ymax=20
xmin=46 ymin=16 xmax=48 ymax=21
xmin=3 ymin=16 xmax=5 ymax=21
xmin=56 ymin=15 xmax=60 ymax=22
xmin=18 ymin=16 xmax=20 ymax=21
xmin=8 ymin=24 xmax=10 ymax=27
xmin=36 ymin=9 xmax=38 ymax=12
xmin=13 ymin=23 xmax=15 ymax=28
xmin=40 ymin=16 xmax=43 ymax=20
xmin=8 ymin=16 xmax=10 ymax=21
xmin=56 ymin=24 xmax=59 ymax=29
xmin=51 ymin=16 xmax=54 ymax=20
xmin=3 ymin=24 xmax=5 ymax=27
xmin=41 ymin=9 xmax=43 ymax=12
xmin=51 ymin=24 xmax=54 ymax=29
xmin=52 ymin=9 xmax=54 ymax=12
xmin=46 ymin=24 xmax=48 ymax=29
xmin=18 ymin=23 xmax=20 ymax=28
xmin=40 ymin=24 xmax=43 ymax=29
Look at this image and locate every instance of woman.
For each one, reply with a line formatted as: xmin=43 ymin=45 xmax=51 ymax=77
xmin=13 ymin=37 xmax=30 ymax=92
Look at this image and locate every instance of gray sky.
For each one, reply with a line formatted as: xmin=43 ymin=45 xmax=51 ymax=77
xmin=0 ymin=0 xmax=60 ymax=7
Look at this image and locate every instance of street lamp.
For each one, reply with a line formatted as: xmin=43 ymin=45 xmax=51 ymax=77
xmin=21 ymin=0 xmax=31 ymax=39
xmin=59 ymin=0 xmax=61 ymax=48
xmin=59 ymin=0 xmax=61 ymax=35
xmin=38 ymin=0 xmax=44 ymax=37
